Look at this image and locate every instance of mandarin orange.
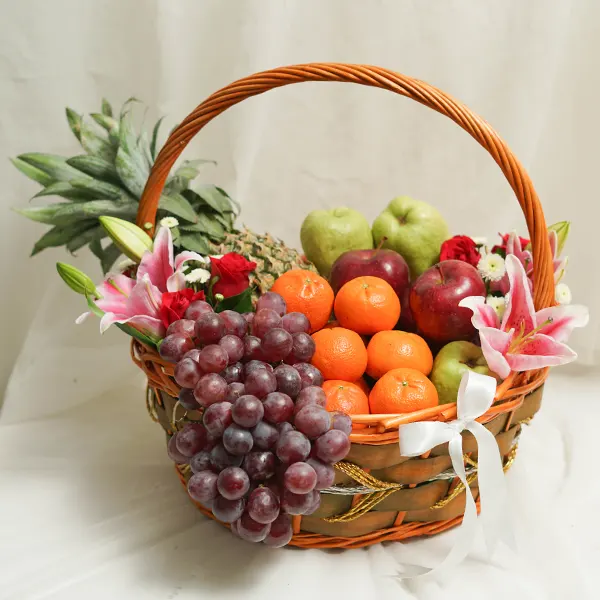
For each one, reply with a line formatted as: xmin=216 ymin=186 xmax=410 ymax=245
xmin=366 ymin=330 xmax=433 ymax=379
xmin=368 ymin=367 xmax=438 ymax=414
xmin=311 ymin=327 xmax=367 ymax=382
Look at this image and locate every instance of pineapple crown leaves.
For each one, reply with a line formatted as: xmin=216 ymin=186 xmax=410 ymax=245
xmin=12 ymin=98 xmax=239 ymax=273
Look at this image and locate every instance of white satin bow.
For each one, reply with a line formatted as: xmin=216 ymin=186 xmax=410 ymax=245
xmin=398 ymin=370 xmax=509 ymax=578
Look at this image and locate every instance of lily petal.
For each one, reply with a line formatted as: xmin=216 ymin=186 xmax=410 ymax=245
xmin=127 ymin=274 xmax=163 ymax=319
xmin=501 ymin=255 xmax=536 ymax=333
xmin=100 ymin=312 xmax=165 ymax=337
xmin=479 ymin=327 xmax=513 ymax=379
xmin=536 ymin=304 xmax=590 ymax=342
xmin=76 ymin=312 xmax=90 ymax=325
xmin=459 ymin=296 xmax=500 ymax=329
xmin=137 ymin=227 xmax=174 ymax=293
xmin=507 ymin=333 xmax=577 ymax=371
xmin=167 ymin=250 xmax=207 ymax=292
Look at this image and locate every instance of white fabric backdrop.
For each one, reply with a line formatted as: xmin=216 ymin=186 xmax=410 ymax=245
xmin=1 ymin=1 xmax=600 ymax=598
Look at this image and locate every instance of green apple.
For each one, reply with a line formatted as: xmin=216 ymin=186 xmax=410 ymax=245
xmin=430 ymin=341 xmax=495 ymax=404
xmin=372 ymin=196 xmax=449 ymax=279
xmin=300 ymin=207 xmax=373 ymax=276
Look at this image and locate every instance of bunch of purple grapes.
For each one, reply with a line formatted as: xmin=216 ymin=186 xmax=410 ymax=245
xmin=161 ymin=292 xmax=352 ymax=547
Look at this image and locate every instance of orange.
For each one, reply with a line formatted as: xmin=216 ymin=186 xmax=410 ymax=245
xmin=366 ymin=331 xmax=433 ymax=379
xmin=369 ymin=368 xmax=438 ymax=414
xmin=334 ymin=276 xmax=401 ymax=335
xmin=311 ymin=327 xmax=368 ymax=382
xmin=322 ymin=380 xmax=370 ymax=429
xmin=271 ymin=269 xmax=334 ymax=333
xmin=353 ymin=377 xmax=371 ymax=396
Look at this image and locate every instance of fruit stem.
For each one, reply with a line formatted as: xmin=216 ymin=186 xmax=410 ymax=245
xmin=376 ymin=237 xmax=387 ymax=251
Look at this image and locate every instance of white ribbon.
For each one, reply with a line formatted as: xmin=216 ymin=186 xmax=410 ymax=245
xmin=398 ymin=371 xmax=510 ymax=578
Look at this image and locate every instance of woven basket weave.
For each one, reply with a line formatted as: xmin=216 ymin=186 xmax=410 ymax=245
xmin=132 ymin=63 xmax=553 ymax=549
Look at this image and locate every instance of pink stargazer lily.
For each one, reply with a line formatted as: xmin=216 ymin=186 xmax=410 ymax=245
xmin=459 ymin=254 xmax=588 ymax=379
xmin=77 ymin=227 xmax=205 ymax=337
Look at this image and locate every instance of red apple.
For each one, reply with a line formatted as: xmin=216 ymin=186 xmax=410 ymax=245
xmin=330 ymin=249 xmax=411 ymax=310
xmin=409 ymin=260 xmax=485 ymax=343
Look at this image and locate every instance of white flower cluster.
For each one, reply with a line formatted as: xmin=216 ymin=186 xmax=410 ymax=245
xmin=477 ymin=253 xmax=506 ymax=282
xmin=486 ymin=295 xmax=507 ymax=320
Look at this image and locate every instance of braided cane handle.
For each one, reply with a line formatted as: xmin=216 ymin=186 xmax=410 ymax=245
xmin=136 ymin=63 xmax=554 ymax=309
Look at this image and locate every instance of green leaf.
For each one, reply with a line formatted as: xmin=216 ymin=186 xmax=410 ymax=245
xmin=66 ymin=155 xmax=121 ymax=186
xmin=213 ymin=211 xmax=234 ymax=230
xmin=66 ymin=108 xmax=82 ymax=142
xmin=150 ymin=116 xmax=165 ymax=160
xmin=215 ymin=287 xmax=253 ymax=314
xmin=115 ymin=112 xmax=150 ymax=197
xmin=15 ymin=203 xmax=75 ymax=225
xmin=17 ymin=153 xmax=89 ymax=182
xmin=192 ymin=183 xmax=237 ymax=215
xmin=32 ymin=181 xmax=98 ymax=201
xmin=69 ymin=177 xmax=130 ymax=201
xmin=66 ymin=226 xmax=103 ymax=253
xmin=159 ymin=194 xmax=198 ymax=223
xmin=80 ymin=118 xmax=117 ymax=162
xmin=101 ymin=98 xmax=113 ymax=117
xmin=100 ymin=243 xmax=122 ymax=274
xmin=10 ymin=157 xmax=55 ymax=186
xmin=31 ymin=221 xmax=96 ymax=256
xmin=173 ymin=159 xmax=216 ymax=180
xmin=197 ymin=212 xmax=225 ymax=239
xmin=178 ymin=233 xmax=211 ymax=254
xmin=19 ymin=200 xmax=138 ymax=226
xmin=90 ymin=113 xmax=120 ymax=145
xmin=120 ymin=97 xmax=141 ymax=119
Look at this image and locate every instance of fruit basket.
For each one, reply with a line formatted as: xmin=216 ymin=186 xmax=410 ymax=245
xmin=15 ymin=63 xmax=588 ymax=555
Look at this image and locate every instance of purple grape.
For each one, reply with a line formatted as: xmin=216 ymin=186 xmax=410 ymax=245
xmin=245 ymin=369 xmax=277 ymax=398
xmin=198 ymin=344 xmax=228 ymax=373
xmin=283 ymin=462 xmax=317 ymax=494
xmin=263 ymin=513 xmax=293 ymax=547
xmin=243 ymin=451 xmax=276 ymax=481
xmin=159 ymin=334 xmax=195 ymax=363
xmin=294 ymin=363 xmax=324 ymax=388
xmin=225 ymin=382 xmax=246 ymax=403
xmin=188 ymin=470 xmax=219 ymax=504
xmin=220 ymin=310 xmax=248 ymax=337
xmin=294 ymin=405 xmax=332 ymax=439
xmin=243 ymin=312 xmax=255 ymax=326
xmin=175 ymin=423 xmax=209 ymax=457
xmin=276 ymin=422 xmax=294 ymax=436
xmin=331 ymin=411 xmax=352 ymax=435
xmin=194 ymin=373 xmax=227 ymax=407
xmin=190 ymin=451 xmax=212 ymax=473
xmin=185 ymin=300 xmax=214 ymax=320
xmin=219 ymin=335 xmax=245 ymax=364
xmin=288 ymin=333 xmax=316 ymax=363
xmin=275 ymin=430 xmax=311 ymax=464
xmin=261 ymin=328 xmax=293 ymax=362
xmin=314 ymin=429 xmax=351 ymax=464
xmin=174 ymin=357 xmax=203 ymax=388
xmin=222 ymin=363 xmax=243 ymax=384
xmin=304 ymin=489 xmax=321 ymax=515
xmin=262 ymin=392 xmax=294 ymax=424
xmin=251 ymin=421 xmax=279 ymax=450
xmin=223 ymin=424 xmax=254 ymax=455
xmin=167 ymin=434 xmax=189 ymax=464
xmin=166 ymin=318 xmax=197 ymax=338
xmin=247 ymin=487 xmax=280 ymax=524
xmin=212 ymin=496 xmax=245 ymax=523
xmin=203 ymin=402 xmax=233 ymax=437
xmin=195 ymin=313 xmax=226 ymax=344
xmin=280 ymin=489 xmax=314 ymax=515
xmin=294 ymin=386 xmax=327 ymax=413
xmin=210 ymin=443 xmax=243 ymax=472
xmin=236 ymin=512 xmax=271 ymax=542
xmin=217 ymin=467 xmax=250 ymax=500
xmin=281 ymin=312 xmax=310 ymax=334
xmin=178 ymin=388 xmax=200 ymax=411
xmin=244 ymin=360 xmax=273 ymax=377
xmin=182 ymin=348 xmax=202 ymax=363
xmin=256 ymin=292 xmax=287 ymax=317
xmin=243 ymin=335 xmax=264 ymax=361
xmin=232 ymin=395 xmax=264 ymax=428
xmin=306 ymin=458 xmax=335 ymax=490
xmin=273 ymin=364 xmax=302 ymax=399
xmin=253 ymin=308 xmax=282 ymax=339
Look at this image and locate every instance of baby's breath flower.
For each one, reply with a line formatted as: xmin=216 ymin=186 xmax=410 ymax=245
xmin=159 ymin=216 xmax=179 ymax=229
xmin=472 ymin=236 xmax=488 ymax=246
xmin=185 ymin=268 xmax=211 ymax=284
xmin=486 ymin=295 xmax=507 ymax=320
xmin=555 ymin=283 xmax=572 ymax=305
xmin=478 ymin=253 xmax=506 ymax=282
xmin=210 ymin=254 xmax=224 ymax=260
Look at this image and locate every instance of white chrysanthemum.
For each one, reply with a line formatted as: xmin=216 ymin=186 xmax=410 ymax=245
xmin=486 ymin=295 xmax=507 ymax=320
xmin=472 ymin=236 xmax=488 ymax=246
xmin=185 ymin=268 xmax=212 ymax=284
xmin=555 ymin=283 xmax=572 ymax=305
xmin=477 ymin=253 xmax=506 ymax=282
xmin=159 ymin=216 xmax=179 ymax=229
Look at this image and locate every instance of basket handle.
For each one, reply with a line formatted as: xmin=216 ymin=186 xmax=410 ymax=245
xmin=136 ymin=63 xmax=554 ymax=309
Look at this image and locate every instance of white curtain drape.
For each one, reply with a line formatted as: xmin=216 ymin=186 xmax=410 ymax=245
xmin=1 ymin=1 xmax=599 ymax=598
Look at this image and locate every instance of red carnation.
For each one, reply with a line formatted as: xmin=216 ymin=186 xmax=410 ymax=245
xmin=210 ymin=253 xmax=257 ymax=298
xmin=491 ymin=232 xmax=530 ymax=255
xmin=439 ymin=235 xmax=481 ymax=268
xmin=160 ymin=289 xmax=206 ymax=327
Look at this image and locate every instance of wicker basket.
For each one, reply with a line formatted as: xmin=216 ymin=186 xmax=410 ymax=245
xmin=132 ymin=63 xmax=553 ymax=549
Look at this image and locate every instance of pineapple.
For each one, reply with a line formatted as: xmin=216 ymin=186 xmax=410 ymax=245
xmin=13 ymin=97 xmax=315 ymax=286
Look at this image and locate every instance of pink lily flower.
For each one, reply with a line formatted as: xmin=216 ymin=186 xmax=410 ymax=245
xmin=459 ymin=254 xmax=588 ymax=379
